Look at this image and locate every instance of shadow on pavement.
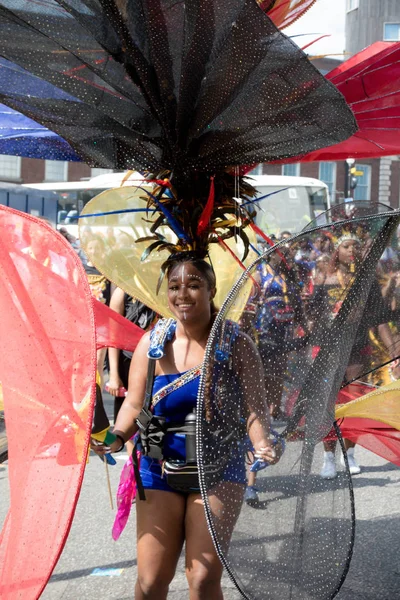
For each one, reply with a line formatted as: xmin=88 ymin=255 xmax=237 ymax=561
xmin=49 ymin=559 xmax=137 ymax=583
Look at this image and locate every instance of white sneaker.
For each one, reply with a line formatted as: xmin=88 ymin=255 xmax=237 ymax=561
xmin=341 ymin=448 xmax=361 ymax=475
xmin=320 ymin=451 xmax=337 ymax=479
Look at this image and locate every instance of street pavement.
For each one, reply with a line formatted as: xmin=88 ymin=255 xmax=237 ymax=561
xmin=1 ymin=393 xmax=400 ymax=599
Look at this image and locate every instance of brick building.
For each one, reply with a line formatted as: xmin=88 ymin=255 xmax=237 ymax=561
xmin=0 ymin=154 xmax=111 ymax=187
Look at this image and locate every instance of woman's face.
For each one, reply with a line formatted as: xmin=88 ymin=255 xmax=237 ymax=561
xmin=167 ymin=263 xmax=215 ymax=324
xmin=322 ymin=238 xmax=332 ymax=253
xmin=316 ymin=256 xmax=330 ymax=274
xmin=86 ymin=239 xmax=104 ymax=260
xmin=314 ymin=236 xmax=323 ymax=250
xmin=338 ymin=240 xmax=360 ymax=265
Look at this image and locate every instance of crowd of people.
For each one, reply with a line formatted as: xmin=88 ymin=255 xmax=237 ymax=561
xmin=11 ymin=215 xmax=400 ymax=493
xmin=241 ymin=225 xmax=400 ymax=500
xmin=4 ymin=190 xmax=399 ymax=599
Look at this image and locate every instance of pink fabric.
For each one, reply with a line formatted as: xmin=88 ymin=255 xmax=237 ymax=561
xmin=93 ymin=298 xmax=145 ymax=352
xmin=0 ymin=207 xmax=96 ymax=599
xmin=0 ymin=207 xmax=145 ymax=595
xmin=112 ymin=450 xmax=141 ymax=541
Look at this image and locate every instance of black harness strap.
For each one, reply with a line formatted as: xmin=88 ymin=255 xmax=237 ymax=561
xmin=132 ymin=438 xmax=145 ymax=501
xmin=144 ymin=358 xmax=156 ymax=412
xmin=134 ymin=358 xmax=156 ymax=501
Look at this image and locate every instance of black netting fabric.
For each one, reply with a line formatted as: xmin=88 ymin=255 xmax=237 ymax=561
xmin=198 ymin=210 xmax=400 ymax=599
xmin=0 ymin=0 xmax=356 ymax=171
xmin=303 ymin=201 xmax=395 ymax=231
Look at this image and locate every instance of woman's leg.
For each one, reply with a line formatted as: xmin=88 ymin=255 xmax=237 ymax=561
xmin=341 ymin=367 xmax=362 ymax=472
xmin=344 ymin=440 xmax=355 ymax=450
xmin=96 ymin=347 xmax=107 ymax=389
xmin=184 ymin=493 xmax=224 ymax=600
xmin=185 ymin=483 xmax=244 ymax=600
xmin=135 ymin=489 xmax=186 ymax=599
xmin=245 ymin=455 xmax=259 ymax=504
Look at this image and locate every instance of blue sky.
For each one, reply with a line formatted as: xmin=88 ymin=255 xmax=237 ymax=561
xmin=285 ymin=0 xmax=347 ymax=58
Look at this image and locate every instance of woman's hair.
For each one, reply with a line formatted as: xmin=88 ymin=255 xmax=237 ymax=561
xmin=328 ymin=247 xmax=341 ymax=274
xmin=165 ymin=253 xmax=216 ymax=290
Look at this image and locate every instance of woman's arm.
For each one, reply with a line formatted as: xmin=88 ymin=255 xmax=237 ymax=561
xmin=234 ymin=332 xmax=280 ymax=463
xmin=107 ymin=287 xmax=126 ymax=395
xmin=108 ymin=331 xmax=151 ymax=452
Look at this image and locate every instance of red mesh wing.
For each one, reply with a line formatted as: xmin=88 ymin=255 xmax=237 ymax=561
xmin=93 ymin=298 xmax=145 ymax=352
xmin=0 ymin=207 xmax=96 ymax=599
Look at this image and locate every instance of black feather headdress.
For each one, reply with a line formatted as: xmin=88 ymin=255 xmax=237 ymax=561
xmin=0 ymin=0 xmax=356 ymax=255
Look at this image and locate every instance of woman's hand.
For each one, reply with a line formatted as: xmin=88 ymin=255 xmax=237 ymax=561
xmin=253 ymin=437 xmax=283 ymax=466
xmin=90 ymin=438 xmax=110 ymax=456
xmin=106 ymin=374 xmax=124 ymax=397
xmin=90 ymin=437 xmax=124 ymax=456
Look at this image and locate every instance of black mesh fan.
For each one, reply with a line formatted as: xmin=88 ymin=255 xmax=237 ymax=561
xmin=198 ymin=210 xmax=400 ymax=599
xmin=0 ymin=0 xmax=356 ymax=173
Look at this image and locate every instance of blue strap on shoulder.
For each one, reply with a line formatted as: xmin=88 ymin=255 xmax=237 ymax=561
xmin=147 ymin=318 xmax=177 ymax=359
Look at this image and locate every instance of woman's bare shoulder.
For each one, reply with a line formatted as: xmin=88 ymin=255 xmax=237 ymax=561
xmin=131 ymin=330 xmax=151 ymax=361
xmin=323 ymin=273 xmax=337 ymax=285
xmin=234 ymin=329 xmax=259 ymax=358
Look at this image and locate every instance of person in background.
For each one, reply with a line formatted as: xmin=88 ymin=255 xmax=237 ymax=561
xmin=84 ymin=236 xmax=112 ymax=387
xmin=22 ymin=223 xmax=68 ymax=278
xmin=58 ymin=227 xmax=88 ymax=264
xmin=107 ymin=287 xmax=157 ymax=451
xmin=312 ymin=235 xmax=363 ymax=478
xmin=311 ymin=234 xmax=398 ymax=478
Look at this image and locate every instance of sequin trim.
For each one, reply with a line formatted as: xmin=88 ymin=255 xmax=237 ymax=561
xmin=215 ymin=320 xmax=239 ymax=363
xmin=152 ymin=366 xmax=201 ymax=407
xmin=148 ymin=318 xmax=176 ymax=359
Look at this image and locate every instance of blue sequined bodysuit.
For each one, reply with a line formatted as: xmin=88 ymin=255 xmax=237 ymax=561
xmin=139 ymin=318 xmax=246 ymax=493
xmin=140 ymin=369 xmax=199 ymax=492
xmin=254 ymin=265 xmax=295 ymax=354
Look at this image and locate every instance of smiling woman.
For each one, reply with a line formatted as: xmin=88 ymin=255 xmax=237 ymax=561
xmin=94 ymin=251 xmax=279 ymax=600
xmin=166 ymin=254 xmax=217 ymax=324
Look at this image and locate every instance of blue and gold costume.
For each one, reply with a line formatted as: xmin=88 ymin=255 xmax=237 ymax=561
xmin=140 ymin=319 xmax=246 ymax=493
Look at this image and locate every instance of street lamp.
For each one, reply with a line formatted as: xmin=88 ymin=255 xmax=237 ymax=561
xmin=344 ymin=157 xmax=356 ymax=199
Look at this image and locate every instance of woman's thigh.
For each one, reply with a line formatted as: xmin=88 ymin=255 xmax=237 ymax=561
xmin=206 ymin=482 xmax=244 ymax=552
xmin=136 ymin=489 xmax=186 ymax=583
xmin=184 ymin=484 xmax=244 ymax=582
xmin=184 ymin=493 xmax=224 ymax=588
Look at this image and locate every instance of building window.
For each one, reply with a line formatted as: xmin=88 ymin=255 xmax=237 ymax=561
xmin=90 ymin=168 xmax=114 ymax=178
xmin=384 ymin=23 xmax=400 ymax=41
xmin=45 ymin=160 xmax=68 ymax=182
xmin=346 ymin=0 xmax=359 ymax=12
xmin=248 ymin=164 xmax=264 ymax=176
xmin=353 ymin=164 xmax=371 ymax=201
xmin=282 ymin=163 xmax=300 ymax=177
xmin=318 ymin=162 xmax=336 ymax=203
xmin=0 ymin=155 xmax=21 ymax=180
